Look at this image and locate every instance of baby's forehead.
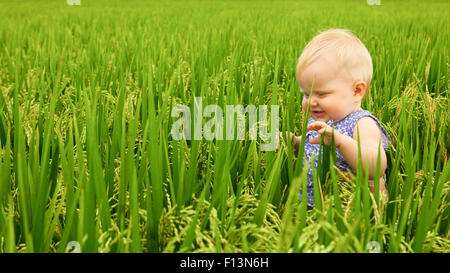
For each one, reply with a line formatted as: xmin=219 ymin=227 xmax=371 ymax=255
xmin=298 ymin=58 xmax=339 ymax=82
xmin=298 ymin=51 xmax=350 ymax=81
xmin=304 ymin=51 xmax=342 ymax=72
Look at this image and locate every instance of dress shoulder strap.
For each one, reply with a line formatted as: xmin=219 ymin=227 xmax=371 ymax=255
xmin=334 ymin=110 xmax=391 ymax=149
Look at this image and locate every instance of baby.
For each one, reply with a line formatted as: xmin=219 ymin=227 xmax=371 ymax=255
xmin=278 ymin=29 xmax=391 ymax=208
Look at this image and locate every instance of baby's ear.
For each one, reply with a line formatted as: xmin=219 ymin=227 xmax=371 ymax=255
xmin=353 ymin=81 xmax=367 ymax=100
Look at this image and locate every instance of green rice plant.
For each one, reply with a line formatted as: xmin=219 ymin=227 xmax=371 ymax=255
xmin=0 ymin=0 xmax=448 ymax=253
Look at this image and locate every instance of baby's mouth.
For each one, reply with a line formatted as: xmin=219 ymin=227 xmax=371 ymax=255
xmin=311 ymin=110 xmax=326 ymax=117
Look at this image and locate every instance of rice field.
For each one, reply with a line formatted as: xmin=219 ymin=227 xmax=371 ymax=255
xmin=0 ymin=0 xmax=448 ymax=253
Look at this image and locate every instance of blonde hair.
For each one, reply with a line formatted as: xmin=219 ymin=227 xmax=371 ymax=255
xmin=296 ymin=29 xmax=373 ymax=89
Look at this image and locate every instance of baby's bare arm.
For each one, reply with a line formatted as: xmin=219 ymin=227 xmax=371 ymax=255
xmin=336 ymin=117 xmax=387 ymax=179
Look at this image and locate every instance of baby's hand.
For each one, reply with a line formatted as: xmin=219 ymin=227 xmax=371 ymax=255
xmin=275 ymin=132 xmax=281 ymax=150
xmin=307 ymin=121 xmax=342 ymax=147
xmin=276 ymin=131 xmax=301 ymax=155
xmin=275 ymin=132 xmax=289 ymax=150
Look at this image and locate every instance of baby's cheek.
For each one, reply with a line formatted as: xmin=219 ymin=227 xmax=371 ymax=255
xmin=301 ymin=100 xmax=308 ymax=111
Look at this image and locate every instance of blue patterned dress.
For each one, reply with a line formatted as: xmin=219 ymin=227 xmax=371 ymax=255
xmin=301 ymin=110 xmax=391 ymax=207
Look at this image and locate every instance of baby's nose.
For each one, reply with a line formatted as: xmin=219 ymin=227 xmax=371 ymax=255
xmin=310 ymin=98 xmax=318 ymax=106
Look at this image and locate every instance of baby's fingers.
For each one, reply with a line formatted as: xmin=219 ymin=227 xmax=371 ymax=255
xmin=275 ymin=131 xmax=290 ymax=150
xmin=275 ymin=134 xmax=279 ymax=150
xmin=309 ymin=137 xmax=322 ymax=145
xmin=307 ymin=121 xmax=326 ymax=131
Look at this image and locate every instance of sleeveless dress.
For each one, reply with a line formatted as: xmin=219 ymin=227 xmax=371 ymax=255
xmin=301 ymin=110 xmax=391 ymax=208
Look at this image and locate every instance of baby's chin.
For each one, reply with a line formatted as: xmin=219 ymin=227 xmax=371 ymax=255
xmin=314 ymin=117 xmax=331 ymax=123
xmin=312 ymin=112 xmax=350 ymax=123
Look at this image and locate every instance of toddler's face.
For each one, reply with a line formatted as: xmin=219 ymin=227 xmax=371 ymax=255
xmin=298 ymin=52 xmax=362 ymax=123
